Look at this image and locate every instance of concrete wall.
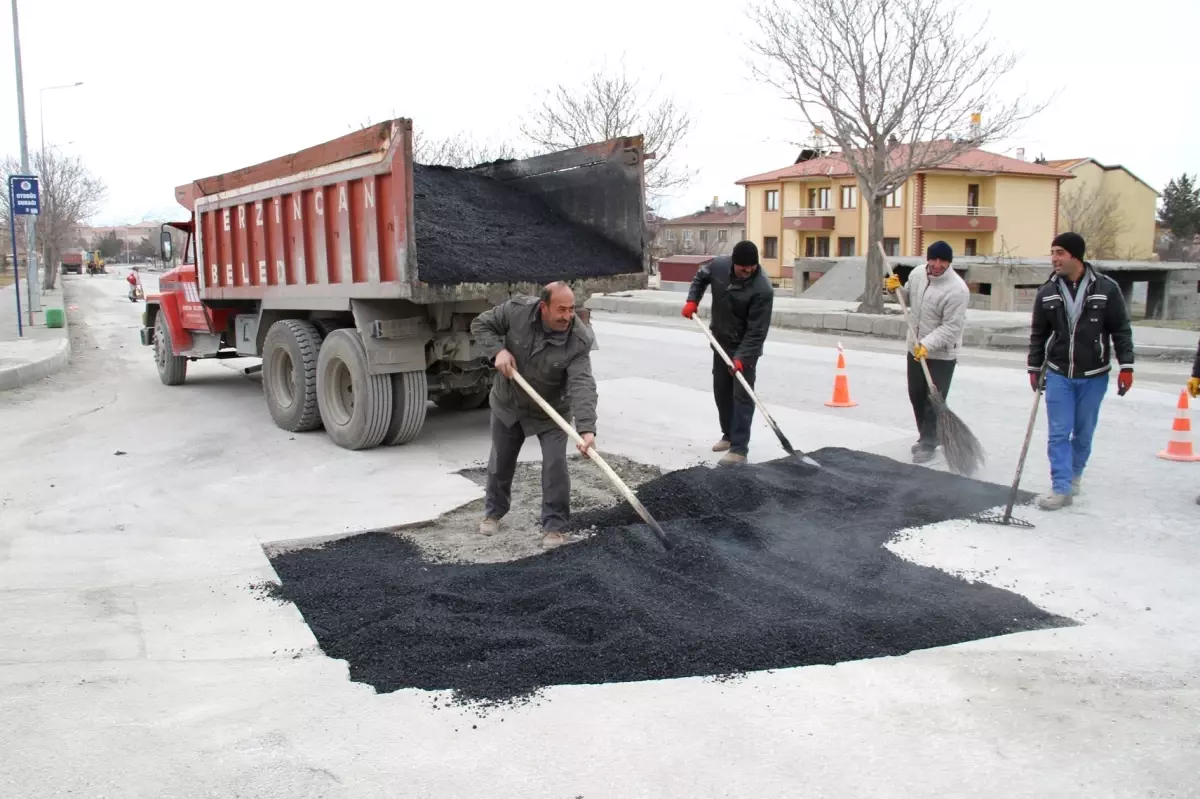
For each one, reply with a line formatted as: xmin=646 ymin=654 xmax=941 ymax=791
xmin=993 ymin=177 xmax=1059 ymax=257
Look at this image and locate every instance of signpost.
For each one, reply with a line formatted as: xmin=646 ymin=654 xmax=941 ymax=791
xmin=7 ymin=174 xmax=38 ymax=337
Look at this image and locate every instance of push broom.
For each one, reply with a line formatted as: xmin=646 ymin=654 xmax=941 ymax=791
xmin=878 ymin=243 xmax=985 ymax=477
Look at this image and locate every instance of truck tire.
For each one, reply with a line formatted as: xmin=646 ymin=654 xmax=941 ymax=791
xmin=262 ymin=320 xmax=324 ymax=433
xmin=317 ymin=329 xmax=393 ymax=450
xmin=384 ymin=370 xmax=429 ymax=446
xmin=154 ymin=312 xmax=188 ymax=386
xmin=434 ymin=388 xmax=490 ymax=412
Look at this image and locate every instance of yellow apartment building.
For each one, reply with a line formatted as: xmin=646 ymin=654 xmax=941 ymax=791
xmin=736 ymin=146 xmax=1074 ymax=282
xmin=1045 ymin=158 xmax=1159 ymax=260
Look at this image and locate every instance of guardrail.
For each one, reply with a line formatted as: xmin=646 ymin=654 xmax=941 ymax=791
xmin=923 ymin=205 xmax=996 ymax=217
xmin=783 ymin=208 xmax=836 ymax=217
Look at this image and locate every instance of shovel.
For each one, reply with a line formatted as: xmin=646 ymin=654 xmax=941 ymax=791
xmin=690 ymin=316 xmax=821 ymax=470
xmin=507 ymin=368 xmax=671 ymax=550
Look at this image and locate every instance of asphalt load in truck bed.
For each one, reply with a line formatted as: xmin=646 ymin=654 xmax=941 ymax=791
xmin=268 ymin=448 xmax=1066 ymax=702
xmin=412 ymin=164 xmax=641 ymax=286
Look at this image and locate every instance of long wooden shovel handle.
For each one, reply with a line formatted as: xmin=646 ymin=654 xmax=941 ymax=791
xmin=877 ymin=243 xmax=943 ymax=403
xmin=507 ymin=369 xmax=670 ymax=549
xmin=690 ymin=316 xmax=781 ymax=432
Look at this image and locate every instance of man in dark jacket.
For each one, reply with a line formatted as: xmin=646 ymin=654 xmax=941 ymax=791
xmin=1028 ymin=232 xmax=1134 ymax=510
xmin=681 ymin=240 xmax=775 ymax=465
xmin=470 ymin=282 xmax=598 ymax=549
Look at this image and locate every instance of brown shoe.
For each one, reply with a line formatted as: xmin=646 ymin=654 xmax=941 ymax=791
xmin=542 ymin=531 xmax=567 ymax=550
xmin=718 ymin=452 xmax=747 ymax=466
xmin=479 ymin=517 xmax=500 ymax=536
xmin=712 ymin=439 xmax=731 ymax=452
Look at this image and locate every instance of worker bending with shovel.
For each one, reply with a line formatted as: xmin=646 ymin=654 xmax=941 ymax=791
xmin=681 ymin=240 xmax=775 ymax=465
xmin=883 ymin=241 xmax=969 ymax=464
xmin=470 ymin=282 xmax=598 ymax=550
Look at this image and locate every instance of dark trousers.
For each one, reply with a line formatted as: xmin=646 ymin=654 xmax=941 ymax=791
xmin=484 ymin=413 xmax=571 ymax=532
xmin=907 ymin=353 xmax=956 ymax=448
xmin=713 ymin=350 xmax=758 ymax=456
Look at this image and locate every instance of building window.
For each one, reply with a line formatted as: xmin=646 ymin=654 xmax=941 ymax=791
xmin=683 ymin=229 xmax=693 ymax=242
xmin=763 ymin=236 xmax=779 ymax=259
xmin=883 ymin=237 xmax=900 ymax=256
xmin=699 ymin=229 xmax=709 ymax=244
xmin=718 ymin=229 xmax=728 ymax=242
xmin=808 ymin=187 xmax=831 ymax=210
xmin=806 ymin=237 xmax=830 ymax=257
xmin=765 ymin=190 xmax=779 ymax=211
xmin=837 ymin=237 xmax=856 ymax=257
xmin=840 ymin=185 xmax=857 ymax=209
xmin=964 ymin=238 xmax=977 ymax=256
xmin=884 ymin=188 xmax=902 ymax=208
xmin=665 ymin=229 xmax=676 ymax=241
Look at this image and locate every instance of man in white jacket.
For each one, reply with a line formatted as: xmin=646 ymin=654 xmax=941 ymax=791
xmin=884 ymin=240 xmax=970 ymax=463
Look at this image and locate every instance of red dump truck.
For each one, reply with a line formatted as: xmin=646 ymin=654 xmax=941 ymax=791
xmin=142 ymin=118 xmax=648 ymax=450
xmin=61 ymin=249 xmax=84 ymax=275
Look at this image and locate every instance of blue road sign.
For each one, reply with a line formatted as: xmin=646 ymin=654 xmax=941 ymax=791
xmin=9 ymin=175 xmax=40 ymax=216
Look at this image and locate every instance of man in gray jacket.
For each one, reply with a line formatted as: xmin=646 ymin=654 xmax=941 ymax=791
xmin=470 ymin=282 xmax=599 ymax=550
xmin=884 ymin=240 xmax=969 ymax=463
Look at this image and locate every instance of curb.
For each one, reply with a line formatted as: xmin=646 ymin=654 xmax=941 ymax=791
xmin=586 ymin=295 xmax=1195 ymax=361
xmin=0 ymin=336 xmax=71 ymax=392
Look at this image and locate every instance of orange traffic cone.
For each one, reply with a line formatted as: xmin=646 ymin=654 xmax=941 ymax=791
xmin=1157 ymin=390 xmax=1200 ymax=462
xmin=825 ymin=342 xmax=858 ymax=408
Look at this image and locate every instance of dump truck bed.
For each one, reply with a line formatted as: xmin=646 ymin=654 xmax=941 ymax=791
xmin=174 ymin=119 xmax=648 ymax=307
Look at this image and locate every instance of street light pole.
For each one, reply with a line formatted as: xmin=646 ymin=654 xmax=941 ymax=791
xmin=9 ymin=0 xmax=35 ymax=324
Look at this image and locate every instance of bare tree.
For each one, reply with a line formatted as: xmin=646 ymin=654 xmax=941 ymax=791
xmin=750 ymin=0 xmax=1045 ymax=312
xmin=521 ymin=62 xmax=695 ymax=198
xmin=2 ymin=149 xmax=106 ymax=290
xmin=354 ymin=117 xmax=519 ymax=168
xmin=1058 ymin=183 xmax=1127 ymax=260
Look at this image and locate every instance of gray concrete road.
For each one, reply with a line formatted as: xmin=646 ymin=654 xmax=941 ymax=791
xmin=1 ymin=272 xmax=1197 ymax=798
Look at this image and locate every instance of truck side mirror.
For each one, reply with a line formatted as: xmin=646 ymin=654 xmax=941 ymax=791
xmin=160 ymin=231 xmax=173 ymax=262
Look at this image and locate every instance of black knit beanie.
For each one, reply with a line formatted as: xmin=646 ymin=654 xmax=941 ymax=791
xmin=731 ymin=240 xmax=759 ymax=267
xmin=1052 ymin=232 xmax=1086 ymax=261
xmin=926 ymin=240 xmax=953 ymax=263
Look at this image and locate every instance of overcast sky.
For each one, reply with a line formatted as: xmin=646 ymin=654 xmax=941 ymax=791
xmin=2 ymin=0 xmax=1197 ymax=225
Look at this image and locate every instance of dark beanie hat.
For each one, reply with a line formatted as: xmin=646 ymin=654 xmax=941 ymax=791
xmin=1052 ymin=232 xmax=1086 ymax=261
xmin=731 ymin=240 xmax=759 ymax=267
xmin=926 ymin=240 xmax=953 ymax=263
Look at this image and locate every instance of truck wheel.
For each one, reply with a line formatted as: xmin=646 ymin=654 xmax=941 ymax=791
xmin=317 ymin=329 xmax=393 ymax=450
xmin=434 ymin=388 xmax=490 ymax=412
xmin=262 ymin=320 xmax=324 ymax=433
xmin=384 ymin=370 xmax=429 ymax=446
xmin=154 ymin=312 xmax=187 ymax=386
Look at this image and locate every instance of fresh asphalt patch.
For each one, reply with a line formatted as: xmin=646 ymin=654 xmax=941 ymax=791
xmin=266 ymin=448 xmax=1069 ymax=703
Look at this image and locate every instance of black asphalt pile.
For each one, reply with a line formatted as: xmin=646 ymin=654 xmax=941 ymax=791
xmin=411 ymin=164 xmax=641 ymax=286
xmin=268 ymin=448 xmax=1065 ymax=702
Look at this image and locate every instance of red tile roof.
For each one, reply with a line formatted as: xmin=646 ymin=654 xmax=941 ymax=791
xmin=662 ymin=208 xmax=746 ymax=225
xmin=737 ymin=143 xmax=1073 ymax=185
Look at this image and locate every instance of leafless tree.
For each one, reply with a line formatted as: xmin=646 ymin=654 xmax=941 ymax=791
xmin=520 ymin=62 xmax=695 ymax=198
xmin=2 ymin=149 xmax=106 ymax=290
xmin=1058 ymin=183 xmax=1127 ymax=260
xmin=750 ymin=0 xmax=1045 ymax=312
xmin=355 ymin=116 xmax=519 ymax=168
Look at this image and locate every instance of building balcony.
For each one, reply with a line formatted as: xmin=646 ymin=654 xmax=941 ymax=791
xmin=782 ymin=208 xmax=836 ymax=230
xmin=920 ymin=206 xmax=998 ymax=232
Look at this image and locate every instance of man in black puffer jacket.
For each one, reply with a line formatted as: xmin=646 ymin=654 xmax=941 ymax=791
xmin=1028 ymin=232 xmax=1134 ymax=511
xmin=682 ymin=240 xmax=775 ymax=465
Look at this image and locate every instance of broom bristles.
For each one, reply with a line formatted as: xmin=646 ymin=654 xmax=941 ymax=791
xmin=936 ymin=406 xmax=986 ymax=476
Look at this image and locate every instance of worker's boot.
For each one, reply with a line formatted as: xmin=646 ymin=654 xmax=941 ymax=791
xmin=1037 ymin=493 xmax=1073 ymax=511
xmin=718 ymin=452 xmax=747 ymax=466
xmin=1071 ymin=477 xmax=1082 ymax=496
xmin=912 ymin=445 xmax=937 ymax=464
xmin=712 ymin=439 xmax=731 ymax=452
xmin=479 ymin=517 xmax=500 ymax=537
xmin=542 ymin=530 xmax=567 ymax=550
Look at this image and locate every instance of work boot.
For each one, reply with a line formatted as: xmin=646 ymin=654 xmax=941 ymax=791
xmin=1037 ymin=493 xmax=1073 ymax=511
xmin=911 ymin=440 xmax=924 ymax=454
xmin=1071 ymin=477 xmax=1082 ymax=496
xmin=712 ymin=439 xmax=731 ymax=452
xmin=912 ymin=446 xmax=937 ymax=464
xmin=479 ymin=517 xmax=500 ymax=537
xmin=542 ymin=530 xmax=567 ymax=550
xmin=718 ymin=452 xmax=747 ymax=466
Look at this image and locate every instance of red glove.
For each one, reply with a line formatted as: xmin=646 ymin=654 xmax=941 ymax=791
xmin=730 ymin=359 xmax=744 ymax=374
xmin=1029 ymin=371 xmax=1040 ymax=392
xmin=1117 ymin=369 xmax=1133 ymax=396
xmin=681 ymin=301 xmax=698 ymax=319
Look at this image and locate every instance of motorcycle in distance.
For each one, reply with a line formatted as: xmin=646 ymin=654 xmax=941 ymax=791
xmin=126 ymin=270 xmax=144 ymax=303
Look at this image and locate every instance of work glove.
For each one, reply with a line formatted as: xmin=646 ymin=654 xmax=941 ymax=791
xmin=1189 ymin=377 xmax=1200 ymax=399
xmin=730 ymin=359 xmax=745 ymax=375
xmin=912 ymin=343 xmax=928 ymax=360
xmin=883 ymin=274 xmax=901 ymax=292
xmin=681 ymin=301 xmax=698 ymax=319
xmin=1029 ymin=371 xmax=1042 ymax=392
xmin=1117 ymin=369 xmax=1133 ymax=397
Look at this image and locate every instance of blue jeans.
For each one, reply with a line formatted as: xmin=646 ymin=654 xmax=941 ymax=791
xmin=1044 ymin=371 xmax=1109 ymax=495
